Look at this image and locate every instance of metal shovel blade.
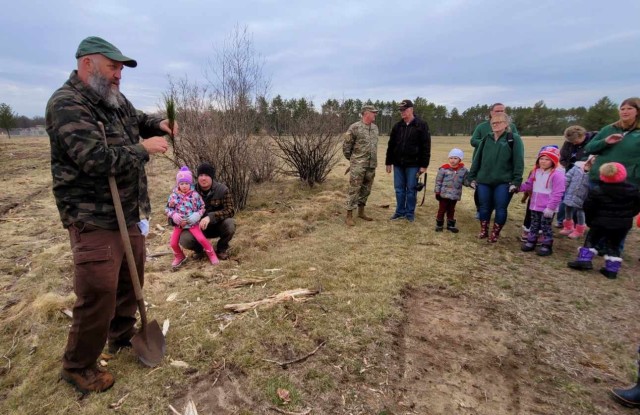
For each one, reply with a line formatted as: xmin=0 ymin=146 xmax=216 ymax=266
xmin=131 ymin=319 xmax=166 ymax=367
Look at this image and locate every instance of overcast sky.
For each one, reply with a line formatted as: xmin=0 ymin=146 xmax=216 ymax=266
xmin=1 ymin=0 xmax=639 ymax=118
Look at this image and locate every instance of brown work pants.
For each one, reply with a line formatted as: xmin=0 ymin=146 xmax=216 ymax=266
xmin=63 ymin=223 xmax=144 ymax=370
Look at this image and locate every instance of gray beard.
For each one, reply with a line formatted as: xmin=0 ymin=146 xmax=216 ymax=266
xmin=88 ymin=71 xmax=122 ymax=108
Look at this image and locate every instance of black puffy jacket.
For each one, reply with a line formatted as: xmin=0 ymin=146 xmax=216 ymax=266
xmin=385 ymin=116 xmax=431 ymax=168
xmin=584 ymin=181 xmax=640 ymax=229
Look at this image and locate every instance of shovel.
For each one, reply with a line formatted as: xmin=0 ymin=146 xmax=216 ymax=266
xmin=99 ymin=122 xmax=166 ymax=367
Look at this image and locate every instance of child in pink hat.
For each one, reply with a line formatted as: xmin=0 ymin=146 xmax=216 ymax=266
xmin=519 ymin=146 xmax=566 ymax=256
xmin=165 ymin=166 xmax=218 ymax=268
xmin=568 ymin=162 xmax=640 ymax=279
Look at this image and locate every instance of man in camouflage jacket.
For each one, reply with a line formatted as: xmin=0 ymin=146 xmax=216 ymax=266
xmin=343 ymin=105 xmax=379 ymax=226
xmin=46 ymin=36 xmax=176 ymax=393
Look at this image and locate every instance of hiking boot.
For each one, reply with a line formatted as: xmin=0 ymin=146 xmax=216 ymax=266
xmin=216 ymin=250 xmax=229 ymax=261
xmin=345 ymin=210 xmax=355 ymax=226
xmin=405 ymin=215 xmax=415 ymax=223
xmin=567 ymin=247 xmax=597 ymax=270
xmin=357 ymin=205 xmax=373 ymax=221
xmin=390 ymin=213 xmax=404 ymax=221
xmin=600 ymin=255 xmax=622 ymax=279
xmin=435 ymin=219 xmax=444 ymax=232
xmin=446 ymin=219 xmax=459 ymax=233
xmin=61 ymin=366 xmax=115 ymax=394
xmin=559 ymin=219 xmax=575 ymax=236
xmin=612 ymin=383 xmax=640 ymax=408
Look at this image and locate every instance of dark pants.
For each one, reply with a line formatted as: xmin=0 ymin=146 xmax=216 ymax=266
xmin=584 ymin=226 xmax=629 ymax=257
xmin=529 ymin=211 xmax=554 ymax=240
xmin=64 ymin=223 xmax=144 ymax=370
xmin=436 ymin=198 xmax=458 ymax=221
xmin=179 ymin=218 xmax=235 ymax=253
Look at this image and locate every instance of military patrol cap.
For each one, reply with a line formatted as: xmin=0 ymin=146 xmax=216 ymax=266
xmin=75 ymin=36 xmax=138 ymax=68
xmin=361 ymin=105 xmax=379 ymax=114
xmin=398 ymin=99 xmax=414 ymax=110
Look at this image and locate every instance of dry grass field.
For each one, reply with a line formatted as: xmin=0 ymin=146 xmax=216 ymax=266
xmin=0 ymin=135 xmax=639 ymax=414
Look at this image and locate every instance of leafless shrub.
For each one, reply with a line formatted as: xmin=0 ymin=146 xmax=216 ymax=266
xmin=271 ymin=113 xmax=343 ymax=187
xmin=161 ymin=25 xmax=274 ymax=210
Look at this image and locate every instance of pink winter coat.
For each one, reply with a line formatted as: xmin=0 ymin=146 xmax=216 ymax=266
xmin=519 ymin=167 xmax=566 ymax=213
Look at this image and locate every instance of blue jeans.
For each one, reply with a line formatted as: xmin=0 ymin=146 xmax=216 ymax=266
xmin=393 ymin=166 xmax=420 ymax=219
xmin=477 ymin=183 xmax=511 ymax=225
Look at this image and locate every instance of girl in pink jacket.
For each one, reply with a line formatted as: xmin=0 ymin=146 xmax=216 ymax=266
xmin=165 ymin=166 xmax=218 ymax=268
xmin=519 ymin=146 xmax=566 ymax=256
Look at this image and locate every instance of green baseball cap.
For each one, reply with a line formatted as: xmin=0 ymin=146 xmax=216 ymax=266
xmin=75 ymin=36 xmax=137 ymax=68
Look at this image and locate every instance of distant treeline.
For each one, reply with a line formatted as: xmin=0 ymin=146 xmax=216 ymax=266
xmin=255 ymin=95 xmax=620 ymax=136
xmin=16 ymin=95 xmax=619 ymax=137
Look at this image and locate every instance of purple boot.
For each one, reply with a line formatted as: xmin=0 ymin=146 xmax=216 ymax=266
xmin=567 ymin=247 xmax=597 ymax=270
xmin=600 ymin=255 xmax=622 ymax=279
xmin=521 ymin=232 xmax=537 ymax=252
xmin=535 ymin=238 xmax=553 ymax=257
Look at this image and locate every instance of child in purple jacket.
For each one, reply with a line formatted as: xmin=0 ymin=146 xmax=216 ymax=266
xmin=519 ymin=146 xmax=566 ymax=256
xmin=165 ymin=166 xmax=219 ymax=268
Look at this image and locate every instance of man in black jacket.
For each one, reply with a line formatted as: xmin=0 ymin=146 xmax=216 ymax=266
xmin=385 ymin=99 xmax=431 ymax=222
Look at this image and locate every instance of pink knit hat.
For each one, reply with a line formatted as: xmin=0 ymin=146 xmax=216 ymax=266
xmin=599 ymin=162 xmax=627 ymax=183
xmin=537 ymin=146 xmax=560 ymax=167
xmin=176 ymin=166 xmax=193 ymax=185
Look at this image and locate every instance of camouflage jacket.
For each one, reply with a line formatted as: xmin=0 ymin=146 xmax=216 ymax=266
xmin=343 ymin=120 xmax=379 ymax=169
xmin=46 ymin=70 xmax=165 ymax=229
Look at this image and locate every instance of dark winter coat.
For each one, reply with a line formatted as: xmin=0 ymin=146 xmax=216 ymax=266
xmin=385 ymin=116 xmax=431 ymax=168
xmin=583 ymin=181 xmax=640 ymax=230
xmin=559 ymin=131 xmax=597 ymax=170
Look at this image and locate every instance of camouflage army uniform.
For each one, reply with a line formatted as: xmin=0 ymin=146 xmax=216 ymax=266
xmin=46 ymin=70 xmax=166 ymax=371
xmin=343 ymin=120 xmax=379 ymax=210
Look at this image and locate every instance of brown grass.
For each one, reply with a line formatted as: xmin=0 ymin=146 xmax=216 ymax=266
xmin=0 ymin=135 xmax=639 ymax=414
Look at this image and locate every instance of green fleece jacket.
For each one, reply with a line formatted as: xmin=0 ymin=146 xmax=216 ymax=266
xmin=583 ymin=124 xmax=640 ymax=187
xmin=470 ymin=120 xmax=519 ymax=159
xmin=468 ymin=130 xmax=525 ymax=186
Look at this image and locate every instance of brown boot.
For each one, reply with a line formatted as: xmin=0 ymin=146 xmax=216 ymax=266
xmin=345 ymin=210 xmax=355 ymax=226
xmin=478 ymin=220 xmax=489 ymax=239
xmin=488 ymin=223 xmax=504 ymax=243
xmin=61 ymin=365 xmax=115 ymax=393
xmin=357 ymin=205 xmax=373 ymax=221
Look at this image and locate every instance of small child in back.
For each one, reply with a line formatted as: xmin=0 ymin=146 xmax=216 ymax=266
xmin=434 ymin=148 xmax=468 ymax=233
xmin=568 ymin=162 xmax=640 ymax=279
xmin=519 ymin=146 xmax=566 ymax=256
xmin=559 ymin=155 xmax=595 ymax=238
xmin=166 ymin=166 xmax=219 ymax=268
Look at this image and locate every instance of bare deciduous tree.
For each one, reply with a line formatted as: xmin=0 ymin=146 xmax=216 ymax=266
xmin=271 ymin=112 xmax=343 ymax=187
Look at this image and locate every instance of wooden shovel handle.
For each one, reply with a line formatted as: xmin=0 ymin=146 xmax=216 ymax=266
xmin=98 ymin=122 xmax=148 ymax=330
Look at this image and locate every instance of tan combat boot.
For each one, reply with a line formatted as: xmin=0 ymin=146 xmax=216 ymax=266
xmin=345 ymin=210 xmax=355 ymax=226
xmin=357 ymin=205 xmax=373 ymax=221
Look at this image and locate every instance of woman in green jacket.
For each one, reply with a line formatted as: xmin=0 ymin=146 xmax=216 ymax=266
xmin=468 ymin=112 xmax=525 ymax=242
xmin=584 ymin=97 xmax=640 ymax=187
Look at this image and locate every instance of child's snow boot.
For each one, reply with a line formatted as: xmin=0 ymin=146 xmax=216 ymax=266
xmin=568 ymin=224 xmax=587 ymax=239
xmin=567 ymin=247 xmax=597 ymax=270
xmin=600 ymin=255 xmax=622 ymax=279
xmin=205 ymin=249 xmax=219 ymax=265
xmin=559 ymin=219 xmax=575 ymax=236
xmin=446 ymin=219 xmax=459 ymax=233
xmin=435 ymin=219 xmax=444 ymax=232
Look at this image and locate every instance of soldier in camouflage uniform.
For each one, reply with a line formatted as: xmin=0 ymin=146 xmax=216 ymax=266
xmin=343 ymin=105 xmax=379 ymax=226
xmin=46 ymin=36 xmax=176 ymax=393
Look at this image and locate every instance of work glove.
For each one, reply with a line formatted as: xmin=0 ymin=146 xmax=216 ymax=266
xmin=543 ymin=208 xmax=555 ymax=219
xmin=171 ymin=213 xmax=183 ymax=226
xmin=187 ymin=212 xmax=202 ymax=225
xmin=435 ymin=193 xmax=442 ymax=201
xmin=469 ymin=181 xmax=477 ymax=189
xmin=137 ymin=219 xmax=150 ymax=236
xmin=509 ymin=185 xmax=518 ymax=193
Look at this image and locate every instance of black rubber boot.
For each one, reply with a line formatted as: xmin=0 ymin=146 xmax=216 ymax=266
xmin=446 ymin=219 xmax=459 ymax=233
xmin=612 ymin=352 xmax=640 ymax=408
xmin=435 ymin=219 xmax=444 ymax=232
